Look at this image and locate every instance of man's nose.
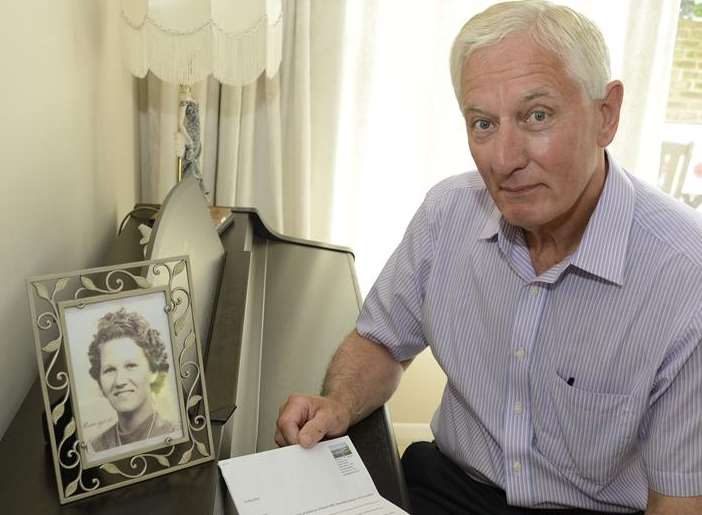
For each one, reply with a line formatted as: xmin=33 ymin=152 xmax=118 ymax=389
xmin=493 ymin=123 xmax=527 ymax=176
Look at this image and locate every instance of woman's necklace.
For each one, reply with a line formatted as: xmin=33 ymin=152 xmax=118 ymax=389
xmin=116 ymin=412 xmax=156 ymax=446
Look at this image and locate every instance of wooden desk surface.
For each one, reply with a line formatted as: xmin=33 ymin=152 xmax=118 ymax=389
xmin=0 ymin=382 xmax=221 ymax=515
xmin=0 ymin=383 xmax=407 ymax=514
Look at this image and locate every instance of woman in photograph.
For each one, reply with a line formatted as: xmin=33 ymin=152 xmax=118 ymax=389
xmin=87 ymin=308 xmax=177 ymax=452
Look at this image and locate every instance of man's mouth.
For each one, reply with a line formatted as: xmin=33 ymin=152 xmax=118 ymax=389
xmin=500 ymin=183 xmax=541 ymax=194
xmin=112 ymin=389 xmax=134 ymax=397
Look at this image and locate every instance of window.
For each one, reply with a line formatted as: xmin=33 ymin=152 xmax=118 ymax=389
xmin=661 ymin=1 xmax=702 ymax=207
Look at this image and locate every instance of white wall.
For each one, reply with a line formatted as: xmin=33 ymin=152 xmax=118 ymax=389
xmin=0 ymin=1 xmax=138 ymax=438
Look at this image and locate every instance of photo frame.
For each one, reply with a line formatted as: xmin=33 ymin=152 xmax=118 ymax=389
xmin=27 ymin=256 xmax=214 ymax=504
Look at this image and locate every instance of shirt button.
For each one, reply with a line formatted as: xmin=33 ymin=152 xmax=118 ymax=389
xmin=513 ymin=401 xmax=524 ymax=414
xmin=512 ymin=461 xmax=523 ymax=473
xmin=515 ymin=348 xmax=526 ymax=360
xmin=529 ymin=286 xmax=539 ymax=297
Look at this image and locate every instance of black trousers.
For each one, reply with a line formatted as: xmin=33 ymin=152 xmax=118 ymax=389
xmin=401 ymin=442 xmax=644 ymax=515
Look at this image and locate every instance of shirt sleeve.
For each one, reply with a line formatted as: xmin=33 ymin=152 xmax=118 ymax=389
xmin=641 ymin=332 xmax=702 ymax=496
xmin=356 ymin=199 xmax=435 ymax=362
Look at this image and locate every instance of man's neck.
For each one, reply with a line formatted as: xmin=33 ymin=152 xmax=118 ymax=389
xmin=524 ymin=153 xmax=607 ymax=276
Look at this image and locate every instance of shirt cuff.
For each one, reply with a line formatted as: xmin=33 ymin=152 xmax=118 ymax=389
xmin=355 ymin=323 xmax=418 ymax=363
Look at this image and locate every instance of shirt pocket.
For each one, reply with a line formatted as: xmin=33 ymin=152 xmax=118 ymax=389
xmin=534 ymin=371 xmax=637 ymax=487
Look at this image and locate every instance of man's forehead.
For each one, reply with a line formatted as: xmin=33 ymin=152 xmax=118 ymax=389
xmin=460 ymin=34 xmax=570 ymax=86
xmin=460 ymin=50 xmax=581 ymax=111
xmin=469 ymin=31 xmax=562 ymax=62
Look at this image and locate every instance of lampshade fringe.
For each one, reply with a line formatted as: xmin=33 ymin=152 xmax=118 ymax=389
xmin=121 ymin=17 xmax=148 ymax=79
xmin=120 ymin=10 xmax=283 ymax=87
xmin=213 ymin=16 xmax=264 ymax=86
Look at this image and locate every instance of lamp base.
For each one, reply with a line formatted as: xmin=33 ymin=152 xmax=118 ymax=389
xmin=175 ymin=85 xmax=205 ymax=194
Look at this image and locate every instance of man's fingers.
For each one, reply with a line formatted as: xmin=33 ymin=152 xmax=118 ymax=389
xmin=298 ymin=417 xmax=327 ymax=448
xmin=275 ymin=395 xmax=351 ymax=448
xmin=276 ymin=416 xmax=302 ymax=446
xmin=274 ymin=428 xmax=287 ymax=447
xmin=298 ymin=408 xmax=345 ymax=448
xmin=276 ymin=395 xmax=314 ymax=446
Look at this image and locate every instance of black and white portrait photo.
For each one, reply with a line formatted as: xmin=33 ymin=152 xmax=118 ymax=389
xmin=62 ymin=290 xmax=185 ymax=465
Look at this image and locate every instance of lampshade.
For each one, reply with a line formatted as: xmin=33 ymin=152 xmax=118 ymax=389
xmin=120 ymin=0 xmax=283 ymax=86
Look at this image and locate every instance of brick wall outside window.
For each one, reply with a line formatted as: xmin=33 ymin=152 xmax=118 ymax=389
xmin=667 ymin=19 xmax=702 ymax=124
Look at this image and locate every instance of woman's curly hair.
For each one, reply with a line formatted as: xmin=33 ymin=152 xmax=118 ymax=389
xmin=88 ymin=308 xmax=169 ymax=393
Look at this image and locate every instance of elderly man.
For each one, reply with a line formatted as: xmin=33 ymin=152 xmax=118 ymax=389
xmin=276 ymin=1 xmax=702 ymax=514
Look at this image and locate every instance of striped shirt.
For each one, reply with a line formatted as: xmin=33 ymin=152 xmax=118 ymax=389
xmin=356 ymin=154 xmax=702 ymax=512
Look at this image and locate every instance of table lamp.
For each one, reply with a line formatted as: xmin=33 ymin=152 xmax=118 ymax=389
xmin=120 ymin=0 xmax=282 ymax=187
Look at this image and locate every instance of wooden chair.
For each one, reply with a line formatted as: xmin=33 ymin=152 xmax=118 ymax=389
xmin=658 ymin=141 xmax=701 ymax=208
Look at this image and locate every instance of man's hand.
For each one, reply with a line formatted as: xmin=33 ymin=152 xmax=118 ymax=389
xmin=274 ymin=330 xmax=407 ymax=449
xmin=275 ymin=394 xmax=352 ymax=448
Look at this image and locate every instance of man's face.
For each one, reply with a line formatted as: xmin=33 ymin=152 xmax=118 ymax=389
xmin=98 ymin=337 xmax=154 ymax=414
xmin=461 ymin=33 xmax=604 ymax=231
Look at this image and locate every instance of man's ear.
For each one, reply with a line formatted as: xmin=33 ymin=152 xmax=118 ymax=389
xmin=597 ymin=80 xmax=624 ymax=147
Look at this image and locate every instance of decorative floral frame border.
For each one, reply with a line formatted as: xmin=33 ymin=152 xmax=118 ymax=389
xmin=27 ymin=256 xmax=214 ymax=504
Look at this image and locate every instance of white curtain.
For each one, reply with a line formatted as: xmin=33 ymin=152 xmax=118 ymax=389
xmin=215 ymin=0 xmax=346 ymax=239
xmin=216 ymin=0 xmax=310 ymax=236
xmin=329 ymin=0 xmax=681 ymax=295
xmin=611 ymin=0 xmax=681 ymax=185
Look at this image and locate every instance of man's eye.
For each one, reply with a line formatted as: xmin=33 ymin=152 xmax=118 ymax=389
xmin=528 ymin=110 xmax=548 ymax=123
xmin=472 ymin=119 xmax=493 ymax=131
xmin=102 ymin=366 xmax=115 ymax=374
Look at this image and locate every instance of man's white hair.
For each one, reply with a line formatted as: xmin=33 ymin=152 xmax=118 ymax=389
xmin=449 ymin=0 xmax=611 ymax=106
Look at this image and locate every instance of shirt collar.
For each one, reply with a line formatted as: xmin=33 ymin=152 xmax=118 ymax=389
xmin=477 ymin=151 xmax=635 ymax=286
xmin=569 ymin=152 xmax=634 ymax=286
xmin=479 ymin=205 xmax=501 ymax=240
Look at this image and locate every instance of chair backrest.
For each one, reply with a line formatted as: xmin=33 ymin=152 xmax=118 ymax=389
xmin=659 ymin=141 xmax=694 ymax=199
